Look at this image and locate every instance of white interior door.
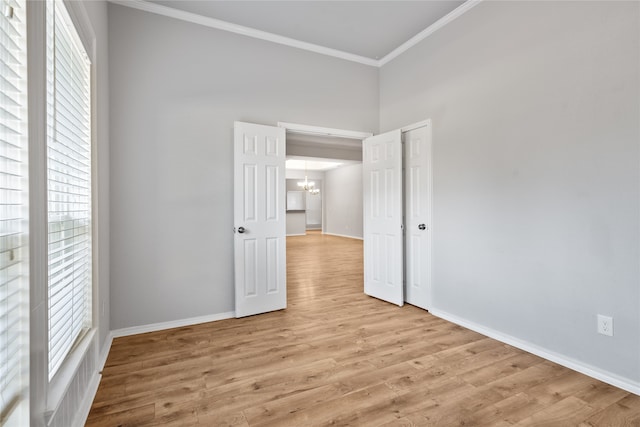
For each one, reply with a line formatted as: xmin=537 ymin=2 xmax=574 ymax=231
xmin=363 ymin=129 xmax=404 ymax=306
xmin=234 ymin=122 xmax=286 ymax=317
xmin=404 ymin=124 xmax=432 ymax=310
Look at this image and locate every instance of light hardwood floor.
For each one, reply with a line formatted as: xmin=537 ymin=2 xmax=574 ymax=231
xmin=87 ymin=231 xmax=640 ymax=426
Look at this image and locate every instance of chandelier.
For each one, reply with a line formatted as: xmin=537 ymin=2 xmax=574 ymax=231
xmin=297 ymin=162 xmax=320 ymax=195
xmin=297 ymin=175 xmax=320 ymax=195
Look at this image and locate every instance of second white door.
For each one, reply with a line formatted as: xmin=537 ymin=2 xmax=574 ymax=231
xmin=404 ymin=124 xmax=432 ymax=310
xmin=363 ymin=129 xmax=404 ymax=306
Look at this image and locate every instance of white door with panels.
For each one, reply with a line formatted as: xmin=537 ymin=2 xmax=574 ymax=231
xmin=404 ymin=124 xmax=432 ymax=310
xmin=363 ymin=129 xmax=404 ymax=306
xmin=234 ymin=122 xmax=286 ymax=317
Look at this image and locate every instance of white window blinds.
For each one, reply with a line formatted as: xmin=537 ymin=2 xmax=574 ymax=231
xmin=0 ymin=0 xmax=27 ymax=420
xmin=46 ymin=0 xmax=92 ymax=380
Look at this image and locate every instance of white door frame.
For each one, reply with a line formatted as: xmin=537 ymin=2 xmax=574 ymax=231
xmin=235 ymin=119 xmax=433 ymax=313
xmin=278 ymin=122 xmax=373 ymax=140
xmin=401 ymin=119 xmax=431 ymax=133
xmin=279 ymin=121 xmax=372 ymax=237
xmin=234 ymin=121 xmax=372 ymax=317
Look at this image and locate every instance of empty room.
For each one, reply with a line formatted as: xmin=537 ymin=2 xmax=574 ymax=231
xmin=1 ymin=0 xmax=639 ymax=426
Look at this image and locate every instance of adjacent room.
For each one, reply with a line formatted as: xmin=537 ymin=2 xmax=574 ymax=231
xmin=1 ymin=1 xmax=639 ymax=426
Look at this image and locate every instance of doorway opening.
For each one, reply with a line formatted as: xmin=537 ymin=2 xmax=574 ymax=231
xmin=282 ymin=124 xmax=370 ymax=311
xmin=233 ymin=120 xmax=432 ymax=318
xmin=281 ymin=122 xmax=371 ymax=241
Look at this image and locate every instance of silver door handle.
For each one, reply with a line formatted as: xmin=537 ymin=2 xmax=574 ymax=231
xmin=418 ymin=224 xmax=426 ymax=230
xmin=237 ymin=226 xmax=246 ymax=234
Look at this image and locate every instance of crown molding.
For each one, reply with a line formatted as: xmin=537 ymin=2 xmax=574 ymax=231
xmin=378 ymin=0 xmax=483 ymax=66
xmin=108 ymin=0 xmax=482 ymax=68
xmin=108 ymin=0 xmax=379 ymax=67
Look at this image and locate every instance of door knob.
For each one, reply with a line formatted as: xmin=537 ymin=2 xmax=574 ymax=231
xmin=418 ymin=224 xmax=426 ymax=230
xmin=237 ymin=226 xmax=246 ymax=234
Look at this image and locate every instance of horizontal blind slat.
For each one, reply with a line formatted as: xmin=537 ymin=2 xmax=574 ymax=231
xmin=0 ymin=0 xmax=27 ymax=419
xmin=47 ymin=0 xmax=92 ymax=381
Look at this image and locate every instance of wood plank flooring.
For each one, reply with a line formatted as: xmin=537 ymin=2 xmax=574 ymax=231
xmin=87 ymin=231 xmax=640 ymax=426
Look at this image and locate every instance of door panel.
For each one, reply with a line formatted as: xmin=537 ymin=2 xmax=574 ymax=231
xmin=234 ymin=122 xmax=286 ymax=317
xmin=404 ymin=125 xmax=432 ymax=310
xmin=363 ymin=129 xmax=403 ymax=306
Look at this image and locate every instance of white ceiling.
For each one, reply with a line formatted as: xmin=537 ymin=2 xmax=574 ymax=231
xmin=286 ymin=158 xmax=344 ymax=171
xmin=147 ymin=1 xmax=466 ymax=60
xmin=286 ymin=156 xmax=360 ymax=171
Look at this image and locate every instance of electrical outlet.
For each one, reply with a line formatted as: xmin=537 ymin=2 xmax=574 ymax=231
xmin=597 ymin=314 xmax=613 ymax=336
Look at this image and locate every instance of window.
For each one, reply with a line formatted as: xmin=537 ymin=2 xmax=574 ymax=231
xmin=46 ymin=0 xmax=92 ymax=380
xmin=0 ymin=0 xmax=28 ymax=422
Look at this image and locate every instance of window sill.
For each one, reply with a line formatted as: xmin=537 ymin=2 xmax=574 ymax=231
xmin=46 ymin=328 xmax=96 ymax=418
xmin=2 ymin=393 xmax=29 ymax=427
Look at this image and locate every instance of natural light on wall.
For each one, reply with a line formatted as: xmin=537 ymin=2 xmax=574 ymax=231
xmin=285 ymin=159 xmax=343 ymax=171
xmin=46 ymin=0 xmax=92 ymax=380
xmin=0 ymin=0 xmax=28 ymax=424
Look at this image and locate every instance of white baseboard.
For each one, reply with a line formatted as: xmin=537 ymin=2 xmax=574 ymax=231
xmin=429 ymin=308 xmax=640 ymax=396
xmin=286 ymin=233 xmax=306 ymax=237
xmin=323 ymin=232 xmax=363 ymax=240
xmin=111 ymin=311 xmax=236 ymax=338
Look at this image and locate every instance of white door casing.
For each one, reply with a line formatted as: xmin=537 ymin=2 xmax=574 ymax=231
xmin=404 ymin=124 xmax=432 ymax=310
xmin=363 ymin=129 xmax=404 ymax=306
xmin=234 ymin=122 xmax=286 ymax=317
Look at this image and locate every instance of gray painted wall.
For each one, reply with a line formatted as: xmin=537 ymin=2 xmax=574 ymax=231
xmin=287 ymin=141 xmax=363 ymax=161
xmin=305 ymin=189 xmax=322 ymax=229
xmin=380 ymin=1 xmax=640 ymax=382
xmin=286 ymin=212 xmax=306 ymax=236
xmin=108 ymin=4 xmax=378 ymax=329
xmin=324 ymin=164 xmax=363 ymax=239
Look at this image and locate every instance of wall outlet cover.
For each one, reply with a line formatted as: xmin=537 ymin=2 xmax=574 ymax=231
xmin=597 ymin=314 xmax=613 ymax=337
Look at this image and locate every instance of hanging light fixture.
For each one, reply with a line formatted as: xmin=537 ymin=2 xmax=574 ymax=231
xmin=297 ymin=162 xmax=320 ymax=195
xmin=297 ymin=176 xmax=315 ymax=191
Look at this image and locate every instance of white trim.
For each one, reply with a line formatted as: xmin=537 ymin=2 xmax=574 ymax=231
xmin=278 ymin=122 xmax=373 ymax=140
xmin=430 ymin=308 xmax=640 ymax=396
xmin=111 ymin=311 xmax=236 ymax=338
xmin=71 ymin=370 xmax=100 ymax=427
xmin=107 ymin=0 xmax=482 ymax=68
xmin=108 ymin=0 xmax=378 ymax=67
xmin=73 ymin=333 xmax=112 ymax=427
xmin=62 ymin=0 xmax=96 ymax=62
xmin=46 ymin=329 xmax=96 ymax=416
xmin=323 ymin=232 xmax=364 ymax=241
xmin=27 ymin=1 xmax=49 ymax=423
xmin=286 ymin=233 xmax=307 ymax=237
xmin=379 ymin=0 xmax=483 ymax=66
xmin=97 ymin=332 xmax=113 ymax=371
xmin=400 ymin=119 xmax=431 ymax=134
